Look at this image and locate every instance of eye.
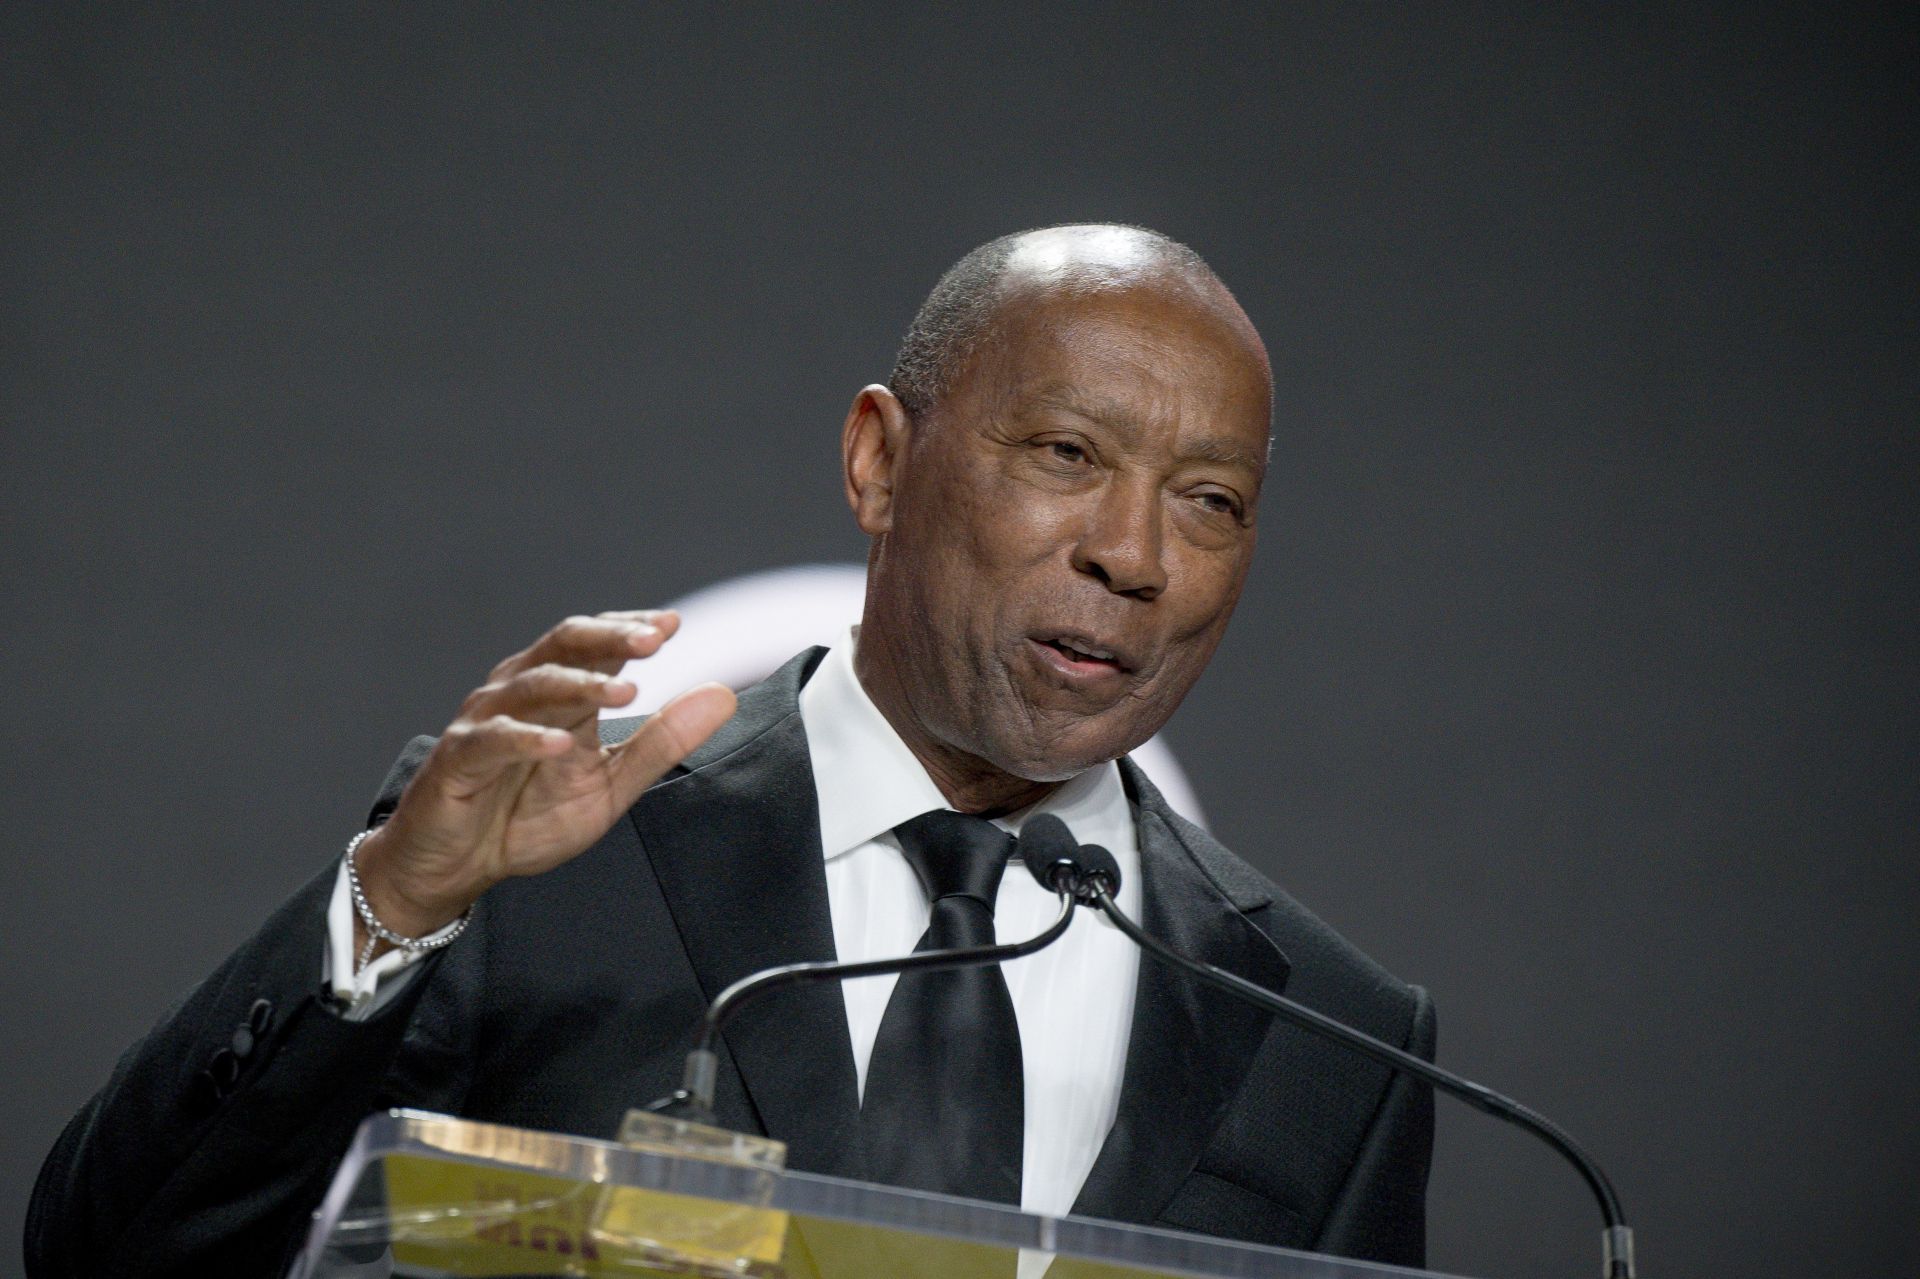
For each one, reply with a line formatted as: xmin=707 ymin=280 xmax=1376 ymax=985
xmin=1030 ymin=436 xmax=1095 ymax=471
xmin=1193 ymin=489 xmax=1244 ymax=519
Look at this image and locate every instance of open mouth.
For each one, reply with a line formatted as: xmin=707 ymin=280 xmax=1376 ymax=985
xmin=1032 ymin=634 xmax=1132 ymax=677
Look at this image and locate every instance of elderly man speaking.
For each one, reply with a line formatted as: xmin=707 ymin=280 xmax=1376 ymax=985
xmin=29 ymin=225 xmax=1435 ymax=1277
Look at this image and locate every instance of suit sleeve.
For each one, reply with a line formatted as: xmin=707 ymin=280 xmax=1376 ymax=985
xmin=24 ymin=736 xmax=464 ymax=1279
xmin=1308 ymin=984 xmax=1437 ymax=1268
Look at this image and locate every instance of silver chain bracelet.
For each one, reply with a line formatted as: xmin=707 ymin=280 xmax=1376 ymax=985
xmin=343 ymin=828 xmax=473 ymax=974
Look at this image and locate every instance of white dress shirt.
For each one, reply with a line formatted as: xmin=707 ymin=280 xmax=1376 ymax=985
xmin=800 ymin=628 xmax=1142 ymax=1219
xmin=326 ymin=627 xmax=1143 ymax=1220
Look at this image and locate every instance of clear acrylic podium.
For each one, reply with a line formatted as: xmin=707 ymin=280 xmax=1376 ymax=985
xmin=289 ymin=1110 xmax=1463 ymax=1279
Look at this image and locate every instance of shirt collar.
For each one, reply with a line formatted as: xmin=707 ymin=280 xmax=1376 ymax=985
xmin=797 ymin=627 xmax=1131 ymax=860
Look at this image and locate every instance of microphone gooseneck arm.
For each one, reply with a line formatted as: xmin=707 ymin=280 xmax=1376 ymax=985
xmin=652 ymin=886 xmax=1076 ymax=1123
xmin=1085 ymin=880 xmax=1634 ymax=1279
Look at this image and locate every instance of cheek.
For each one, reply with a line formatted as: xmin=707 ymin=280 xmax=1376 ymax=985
xmin=926 ymin=461 xmax=1071 ymax=587
xmin=1167 ymin=542 xmax=1252 ymax=632
xmin=1135 ymin=553 xmax=1250 ymax=699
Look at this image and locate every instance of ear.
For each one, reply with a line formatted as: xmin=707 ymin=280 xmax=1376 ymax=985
xmin=841 ymin=383 xmax=914 ymax=535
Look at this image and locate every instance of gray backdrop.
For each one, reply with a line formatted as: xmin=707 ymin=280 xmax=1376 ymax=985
xmin=3 ymin=5 xmax=1914 ymax=1277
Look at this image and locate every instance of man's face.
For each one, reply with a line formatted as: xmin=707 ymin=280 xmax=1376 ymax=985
xmin=868 ymin=279 xmax=1271 ymax=781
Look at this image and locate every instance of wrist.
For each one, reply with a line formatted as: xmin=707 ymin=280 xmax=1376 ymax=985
xmin=342 ymin=826 xmax=477 ymax=974
xmin=351 ymin=823 xmax=486 ymax=937
xmin=351 ymin=821 xmax=487 ymax=971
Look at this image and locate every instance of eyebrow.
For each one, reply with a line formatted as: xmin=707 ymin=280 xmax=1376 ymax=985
xmin=1183 ymin=435 xmax=1270 ymax=472
xmin=1030 ymin=388 xmax=1269 ymax=474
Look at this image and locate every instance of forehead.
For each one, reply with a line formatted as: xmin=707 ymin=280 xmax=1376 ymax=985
xmin=970 ymin=282 xmax=1272 ymax=457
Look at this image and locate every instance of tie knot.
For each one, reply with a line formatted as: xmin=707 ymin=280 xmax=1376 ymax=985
xmin=893 ymin=810 xmax=1015 ymax=910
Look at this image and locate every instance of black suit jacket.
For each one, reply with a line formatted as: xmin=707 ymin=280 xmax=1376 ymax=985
xmin=28 ymin=648 xmax=1434 ymax=1278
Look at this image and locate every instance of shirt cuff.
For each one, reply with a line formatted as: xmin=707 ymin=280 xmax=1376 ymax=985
xmin=323 ymin=851 xmax=460 ymax=1020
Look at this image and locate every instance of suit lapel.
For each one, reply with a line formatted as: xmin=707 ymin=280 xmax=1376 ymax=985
xmin=1070 ymin=763 xmax=1292 ymax=1227
xmin=619 ymin=664 xmax=1291 ymax=1208
xmin=626 ymin=648 xmax=867 ymax=1180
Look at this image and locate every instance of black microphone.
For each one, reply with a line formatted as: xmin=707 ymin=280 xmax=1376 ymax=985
xmin=1070 ymin=838 xmax=1635 ymax=1279
xmin=647 ymin=817 xmax=1082 ymax=1124
xmin=1019 ymin=813 xmax=1121 ymax=902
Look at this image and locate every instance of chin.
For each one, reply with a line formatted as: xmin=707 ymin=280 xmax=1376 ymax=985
xmin=983 ymin=720 xmax=1141 ymax=783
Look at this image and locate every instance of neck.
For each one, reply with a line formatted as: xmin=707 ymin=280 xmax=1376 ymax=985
xmin=853 ymin=637 xmax=1060 ymax=818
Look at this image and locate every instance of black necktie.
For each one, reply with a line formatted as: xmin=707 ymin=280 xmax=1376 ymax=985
xmin=859 ymin=809 xmax=1024 ymax=1204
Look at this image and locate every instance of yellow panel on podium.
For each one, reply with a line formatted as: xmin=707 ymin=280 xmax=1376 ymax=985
xmin=290 ymin=1110 xmax=1467 ymax=1279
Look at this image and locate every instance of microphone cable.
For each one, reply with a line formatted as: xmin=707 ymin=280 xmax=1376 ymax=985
xmin=648 ymin=830 xmax=1078 ymax=1123
xmin=1044 ymin=829 xmax=1634 ymax=1279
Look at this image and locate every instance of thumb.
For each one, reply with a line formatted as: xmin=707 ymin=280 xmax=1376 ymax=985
xmin=606 ymin=682 xmax=738 ymax=804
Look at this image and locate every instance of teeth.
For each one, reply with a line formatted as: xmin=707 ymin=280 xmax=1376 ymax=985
xmin=1058 ymin=639 xmax=1116 ymax=661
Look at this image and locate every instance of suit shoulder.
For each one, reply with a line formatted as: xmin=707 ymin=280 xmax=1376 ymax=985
xmin=1250 ymin=869 xmax=1424 ymax=1040
xmin=1132 ymin=765 xmax=1425 ymax=1040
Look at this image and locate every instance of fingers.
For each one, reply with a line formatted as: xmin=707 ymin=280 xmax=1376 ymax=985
xmin=490 ymin=610 xmax=681 ymax=682
xmin=432 ymin=713 xmax=574 ymax=789
xmin=463 ymin=663 xmax=636 ymax=730
xmin=606 ymin=682 xmax=738 ymax=808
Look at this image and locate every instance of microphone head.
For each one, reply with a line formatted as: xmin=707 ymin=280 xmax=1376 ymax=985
xmin=1071 ymin=842 xmax=1123 ymax=902
xmin=1017 ymin=814 xmax=1080 ymax=893
xmin=1017 ymin=814 xmax=1124 ymax=902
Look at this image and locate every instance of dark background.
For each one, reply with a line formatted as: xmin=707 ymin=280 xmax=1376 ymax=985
xmin=3 ymin=5 xmax=1914 ymax=1277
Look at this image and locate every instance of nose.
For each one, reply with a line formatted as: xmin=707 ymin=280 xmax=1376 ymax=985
xmin=1071 ymin=479 xmax=1167 ymax=600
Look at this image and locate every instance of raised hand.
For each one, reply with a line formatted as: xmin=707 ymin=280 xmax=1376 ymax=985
xmin=350 ymin=610 xmax=736 ymax=949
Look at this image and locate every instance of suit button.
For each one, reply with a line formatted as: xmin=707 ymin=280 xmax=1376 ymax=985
xmin=249 ymin=998 xmax=275 ymax=1036
xmin=231 ymin=1026 xmax=256 ymax=1060
xmin=209 ymin=1047 xmax=241 ymax=1088
xmin=189 ymin=1069 xmax=223 ymax=1113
